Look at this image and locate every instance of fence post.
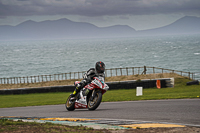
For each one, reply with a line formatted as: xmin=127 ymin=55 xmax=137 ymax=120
xmin=120 ymin=68 xmax=122 ymax=76
xmin=26 ymin=77 xmax=28 ymax=83
xmin=126 ymin=67 xmax=128 ymax=76
xmin=132 ymin=67 xmax=134 ymax=75
xmin=110 ymin=69 xmax=112 ymax=77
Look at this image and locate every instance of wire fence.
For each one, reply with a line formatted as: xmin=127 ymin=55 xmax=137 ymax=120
xmin=0 ymin=66 xmax=198 ymax=85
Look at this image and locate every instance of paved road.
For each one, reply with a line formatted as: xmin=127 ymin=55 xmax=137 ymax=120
xmin=1 ymin=99 xmax=200 ymax=126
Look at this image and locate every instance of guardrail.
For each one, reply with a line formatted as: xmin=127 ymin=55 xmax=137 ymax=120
xmin=0 ymin=66 xmax=197 ymax=85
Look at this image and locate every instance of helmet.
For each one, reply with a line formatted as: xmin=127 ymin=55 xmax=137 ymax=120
xmin=95 ymin=61 xmax=105 ymax=73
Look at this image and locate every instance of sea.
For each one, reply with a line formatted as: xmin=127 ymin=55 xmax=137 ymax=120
xmin=0 ymin=34 xmax=200 ymax=80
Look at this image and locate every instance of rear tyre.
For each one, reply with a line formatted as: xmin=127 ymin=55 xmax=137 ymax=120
xmin=65 ymin=95 xmax=75 ymax=111
xmin=87 ymin=91 xmax=102 ymax=110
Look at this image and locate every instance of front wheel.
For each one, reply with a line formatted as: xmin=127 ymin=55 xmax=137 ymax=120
xmin=87 ymin=91 xmax=102 ymax=110
xmin=65 ymin=95 xmax=75 ymax=111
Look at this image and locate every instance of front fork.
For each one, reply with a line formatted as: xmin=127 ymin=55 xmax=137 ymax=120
xmin=90 ymin=89 xmax=97 ymax=101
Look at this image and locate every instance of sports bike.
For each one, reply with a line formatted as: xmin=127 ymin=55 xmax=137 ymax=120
xmin=65 ymin=77 xmax=109 ymax=111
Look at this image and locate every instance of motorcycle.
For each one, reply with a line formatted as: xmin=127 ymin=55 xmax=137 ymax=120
xmin=65 ymin=77 xmax=109 ymax=111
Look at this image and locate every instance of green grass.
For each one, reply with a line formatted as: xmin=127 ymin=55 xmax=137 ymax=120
xmin=0 ymin=92 xmax=68 ymax=108
xmin=0 ymin=78 xmax=199 ymax=108
xmin=102 ymin=85 xmax=200 ymax=102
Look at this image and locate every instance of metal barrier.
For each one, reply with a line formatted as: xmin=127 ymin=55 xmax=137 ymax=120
xmin=0 ymin=66 xmax=197 ymax=85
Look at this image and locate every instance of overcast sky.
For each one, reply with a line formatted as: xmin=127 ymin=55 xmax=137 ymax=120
xmin=0 ymin=0 xmax=200 ymax=30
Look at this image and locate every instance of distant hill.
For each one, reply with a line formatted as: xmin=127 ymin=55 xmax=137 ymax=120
xmin=0 ymin=18 xmax=136 ymax=40
xmin=138 ymin=16 xmax=200 ymax=36
xmin=0 ymin=16 xmax=200 ymax=40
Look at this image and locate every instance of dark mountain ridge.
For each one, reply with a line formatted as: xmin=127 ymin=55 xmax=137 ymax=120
xmin=0 ymin=16 xmax=199 ymax=40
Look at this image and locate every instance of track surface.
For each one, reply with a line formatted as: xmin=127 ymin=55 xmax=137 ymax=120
xmin=1 ymin=99 xmax=200 ymax=126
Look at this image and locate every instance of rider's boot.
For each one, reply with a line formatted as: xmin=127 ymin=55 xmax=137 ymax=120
xmin=70 ymin=83 xmax=82 ymax=97
xmin=70 ymin=87 xmax=80 ymax=97
xmin=70 ymin=79 xmax=87 ymax=97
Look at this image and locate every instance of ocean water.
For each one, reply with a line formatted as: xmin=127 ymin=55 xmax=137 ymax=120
xmin=0 ymin=34 xmax=200 ymax=80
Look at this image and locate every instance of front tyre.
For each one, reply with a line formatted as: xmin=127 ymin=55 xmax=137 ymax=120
xmin=88 ymin=91 xmax=102 ymax=110
xmin=65 ymin=95 xmax=75 ymax=111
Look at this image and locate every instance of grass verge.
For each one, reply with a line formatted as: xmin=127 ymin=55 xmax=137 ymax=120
xmin=0 ymin=77 xmax=199 ymax=108
xmin=0 ymin=119 xmax=100 ymax=133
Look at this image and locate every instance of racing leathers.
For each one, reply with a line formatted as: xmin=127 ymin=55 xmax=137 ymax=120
xmin=70 ymin=68 xmax=105 ymax=97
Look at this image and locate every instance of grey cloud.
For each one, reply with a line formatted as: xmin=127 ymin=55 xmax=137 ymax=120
xmin=0 ymin=0 xmax=200 ymax=17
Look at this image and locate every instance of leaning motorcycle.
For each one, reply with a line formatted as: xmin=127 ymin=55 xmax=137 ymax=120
xmin=65 ymin=77 xmax=109 ymax=111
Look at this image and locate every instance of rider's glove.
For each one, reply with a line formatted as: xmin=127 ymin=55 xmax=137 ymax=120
xmin=75 ymin=83 xmax=81 ymax=88
xmin=79 ymin=79 xmax=87 ymax=87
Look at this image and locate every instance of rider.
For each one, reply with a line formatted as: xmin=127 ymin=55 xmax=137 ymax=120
xmin=70 ymin=61 xmax=105 ymax=97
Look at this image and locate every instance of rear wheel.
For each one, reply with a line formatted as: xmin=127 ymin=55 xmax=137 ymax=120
xmin=88 ymin=91 xmax=102 ymax=110
xmin=65 ymin=95 xmax=75 ymax=111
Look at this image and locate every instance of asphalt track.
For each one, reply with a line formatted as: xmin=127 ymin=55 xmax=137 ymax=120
xmin=1 ymin=99 xmax=200 ymax=128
